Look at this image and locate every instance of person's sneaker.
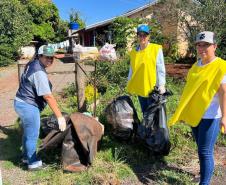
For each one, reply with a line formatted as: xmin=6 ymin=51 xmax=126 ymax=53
xmin=28 ymin=160 xmax=43 ymax=171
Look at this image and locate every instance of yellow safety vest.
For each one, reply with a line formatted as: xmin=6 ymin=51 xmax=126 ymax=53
xmin=126 ymin=43 xmax=162 ymax=97
xmin=168 ymin=57 xmax=226 ymax=127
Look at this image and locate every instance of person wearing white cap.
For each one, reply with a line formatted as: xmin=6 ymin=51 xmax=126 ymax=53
xmin=169 ymin=31 xmax=226 ymax=184
xmin=14 ymin=45 xmax=67 ymax=170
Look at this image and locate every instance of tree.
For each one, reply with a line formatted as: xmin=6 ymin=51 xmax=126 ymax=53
xmin=69 ymin=9 xmax=86 ymax=29
xmin=54 ymin=20 xmax=70 ymax=42
xmin=110 ymin=17 xmax=165 ymax=56
xmin=158 ymin=0 xmax=226 ymax=59
xmin=181 ymin=0 xmax=225 ymax=58
xmin=18 ymin=0 xmax=69 ymax=43
xmin=0 ymin=0 xmax=33 ymax=66
xmin=21 ymin=0 xmax=62 ymax=42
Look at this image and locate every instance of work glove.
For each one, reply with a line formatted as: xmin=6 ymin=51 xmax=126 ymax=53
xmin=158 ymin=85 xmax=166 ymax=94
xmin=57 ymin=117 xmax=66 ymax=131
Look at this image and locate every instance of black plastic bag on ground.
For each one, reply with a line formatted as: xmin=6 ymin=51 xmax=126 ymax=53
xmin=39 ymin=112 xmax=104 ymax=173
xmin=39 ymin=113 xmax=70 ymax=150
xmin=40 ymin=112 xmax=69 ymax=139
xmin=137 ymin=89 xmax=172 ymax=156
xmin=105 ymin=95 xmax=140 ymax=141
xmin=62 ymin=113 xmax=104 ymax=172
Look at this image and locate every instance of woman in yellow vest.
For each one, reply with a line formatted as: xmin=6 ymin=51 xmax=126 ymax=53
xmin=169 ymin=31 xmax=226 ymax=185
xmin=127 ymin=24 xmax=166 ymax=114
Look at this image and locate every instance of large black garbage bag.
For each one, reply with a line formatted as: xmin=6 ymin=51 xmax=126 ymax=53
xmin=40 ymin=112 xmax=70 ymax=139
xmin=39 ymin=112 xmax=104 ymax=173
xmin=62 ymin=113 xmax=104 ymax=172
xmin=61 ymin=125 xmax=87 ymax=172
xmin=39 ymin=113 xmax=70 ymax=150
xmin=137 ymin=89 xmax=172 ymax=156
xmin=105 ymin=95 xmax=140 ymax=140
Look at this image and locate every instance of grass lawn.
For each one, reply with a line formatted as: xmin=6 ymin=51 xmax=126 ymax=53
xmin=0 ymin=77 xmax=225 ymax=185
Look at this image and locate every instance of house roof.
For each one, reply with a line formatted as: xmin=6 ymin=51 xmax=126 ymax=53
xmin=85 ymin=1 xmax=159 ymax=31
xmin=79 ymin=0 xmax=201 ymax=32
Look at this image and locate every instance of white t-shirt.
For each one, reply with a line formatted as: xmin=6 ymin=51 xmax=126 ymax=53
xmin=197 ymin=58 xmax=226 ymax=119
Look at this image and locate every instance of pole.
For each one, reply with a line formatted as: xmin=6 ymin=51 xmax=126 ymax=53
xmin=93 ymin=60 xmax=97 ymax=117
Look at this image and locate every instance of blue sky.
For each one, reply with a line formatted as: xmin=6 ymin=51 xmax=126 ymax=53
xmin=52 ymin=0 xmax=152 ymax=26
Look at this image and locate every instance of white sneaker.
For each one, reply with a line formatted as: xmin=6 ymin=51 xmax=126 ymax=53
xmin=28 ymin=160 xmax=42 ymax=171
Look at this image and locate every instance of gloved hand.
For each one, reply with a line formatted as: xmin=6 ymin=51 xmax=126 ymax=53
xmin=57 ymin=117 xmax=66 ymax=131
xmin=158 ymin=85 xmax=166 ymax=94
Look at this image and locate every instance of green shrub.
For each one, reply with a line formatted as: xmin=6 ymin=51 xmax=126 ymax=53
xmin=93 ymin=58 xmax=130 ymax=95
xmin=0 ymin=0 xmax=33 ymax=66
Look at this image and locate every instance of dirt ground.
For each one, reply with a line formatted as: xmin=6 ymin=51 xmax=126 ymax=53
xmin=165 ymin=63 xmax=191 ymax=79
xmin=0 ymin=60 xmax=75 ymax=127
xmin=1 ymin=63 xmax=226 ymax=185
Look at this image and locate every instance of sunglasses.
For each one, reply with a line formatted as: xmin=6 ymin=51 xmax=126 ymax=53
xmin=196 ymin=43 xmax=213 ymax=48
xmin=44 ymin=56 xmax=54 ymax=60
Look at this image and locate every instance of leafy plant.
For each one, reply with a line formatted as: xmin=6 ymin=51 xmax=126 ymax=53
xmin=69 ymin=8 xmax=86 ymax=29
xmin=0 ymin=0 xmax=33 ymax=66
xmin=93 ymin=58 xmax=130 ymax=95
xmin=85 ymin=84 xmax=99 ymax=104
xmin=110 ymin=17 xmax=166 ymax=56
xmin=158 ymin=0 xmax=226 ymax=59
xmin=22 ymin=0 xmax=65 ymax=42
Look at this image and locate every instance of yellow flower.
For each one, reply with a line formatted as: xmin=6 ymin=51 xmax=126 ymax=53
xmin=85 ymin=84 xmax=99 ymax=103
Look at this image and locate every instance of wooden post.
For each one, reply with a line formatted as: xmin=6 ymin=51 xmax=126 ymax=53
xmin=69 ymin=31 xmax=96 ymax=113
xmin=93 ymin=61 xmax=97 ymax=117
xmin=74 ymin=53 xmax=87 ymax=112
xmin=69 ymin=30 xmax=86 ymax=112
xmin=17 ymin=59 xmax=29 ymax=83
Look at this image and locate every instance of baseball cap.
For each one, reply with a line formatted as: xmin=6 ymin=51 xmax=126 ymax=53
xmin=195 ymin=31 xmax=216 ymax=44
xmin=42 ymin=45 xmax=55 ymax=57
xmin=137 ymin=24 xmax=150 ymax=34
xmin=38 ymin=45 xmax=47 ymax=55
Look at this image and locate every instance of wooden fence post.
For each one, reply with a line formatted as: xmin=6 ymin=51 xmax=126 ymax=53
xmin=17 ymin=59 xmax=29 ymax=83
xmin=75 ymin=56 xmax=87 ymax=112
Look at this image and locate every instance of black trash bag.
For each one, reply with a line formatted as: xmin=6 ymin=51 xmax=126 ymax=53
xmin=38 ymin=113 xmax=103 ymax=172
xmin=39 ymin=113 xmax=70 ymax=150
xmin=105 ymin=95 xmax=140 ymax=140
xmin=62 ymin=113 xmax=104 ymax=172
xmin=40 ymin=112 xmax=69 ymax=138
xmin=61 ymin=125 xmax=87 ymax=172
xmin=137 ymin=88 xmax=172 ymax=156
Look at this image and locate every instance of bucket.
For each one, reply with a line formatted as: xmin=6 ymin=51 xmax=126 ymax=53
xmin=69 ymin=22 xmax=79 ymax=30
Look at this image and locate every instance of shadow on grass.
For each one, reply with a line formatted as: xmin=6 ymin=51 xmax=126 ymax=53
xmin=99 ymin=129 xmax=195 ymax=185
xmin=0 ymin=114 xmax=195 ymax=184
xmin=0 ymin=123 xmax=61 ymax=171
xmin=131 ymin=159 xmax=195 ymax=185
xmin=0 ymin=124 xmax=24 ymax=168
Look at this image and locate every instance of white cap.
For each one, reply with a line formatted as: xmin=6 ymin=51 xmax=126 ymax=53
xmin=38 ymin=45 xmax=47 ymax=55
xmin=195 ymin=31 xmax=216 ymax=44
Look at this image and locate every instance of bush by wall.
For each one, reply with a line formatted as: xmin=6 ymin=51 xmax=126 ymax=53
xmin=0 ymin=0 xmax=33 ymax=66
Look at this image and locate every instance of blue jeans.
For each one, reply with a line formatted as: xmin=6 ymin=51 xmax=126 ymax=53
xmin=138 ymin=96 xmax=154 ymax=114
xmin=14 ymin=100 xmax=41 ymax=164
xmin=192 ymin=118 xmax=220 ymax=185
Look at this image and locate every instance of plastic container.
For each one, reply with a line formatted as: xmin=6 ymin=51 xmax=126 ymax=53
xmin=69 ymin=22 xmax=79 ymax=30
